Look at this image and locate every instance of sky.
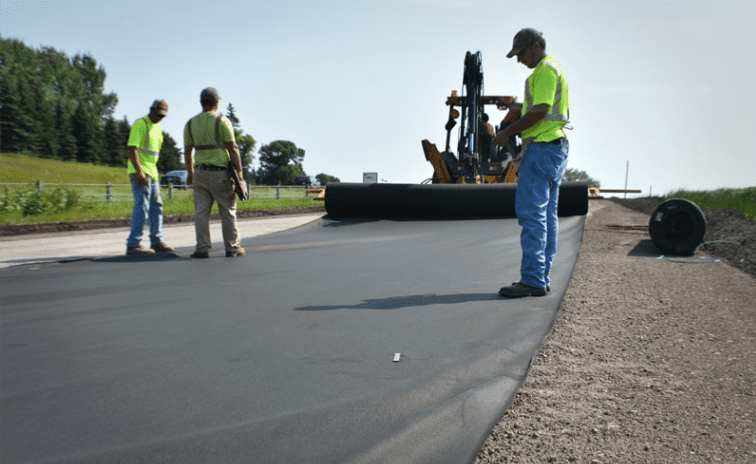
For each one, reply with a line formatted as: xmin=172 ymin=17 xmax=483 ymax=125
xmin=2 ymin=0 xmax=754 ymax=196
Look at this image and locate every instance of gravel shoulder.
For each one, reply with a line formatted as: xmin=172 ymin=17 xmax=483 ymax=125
xmin=476 ymin=199 xmax=756 ymax=463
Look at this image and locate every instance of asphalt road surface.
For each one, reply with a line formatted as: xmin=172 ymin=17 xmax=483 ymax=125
xmin=1 ymin=211 xmax=585 ymax=464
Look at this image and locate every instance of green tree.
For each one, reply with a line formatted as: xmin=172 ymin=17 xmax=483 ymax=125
xmin=226 ymin=103 xmax=240 ymax=130
xmin=563 ymin=167 xmax=600 ymax=188
xmin=157 ymin=132 xmax=184 ymax=173
xmin=0 ymin=38 xmax=117 ymax=165
xmin=72 ymin=53 xmax=117 ymax=120
xmin=225 ymin=102 xmax=257 ymax=179
xmin=258 ymin=140 xmax=305 ymax=185
xmin=316 ymin=173 xmax=340 ymax=185
xmin=36 ymin=46 xmax=72 ymax=158
xmin=71 ymin=102 xmax=104 ymax=164
xmin=275 ymin=164 xmax=306 ymax=185
xmin=0 ymin=38 xmax=41 ymax=154
xmin=103 ymin=116 xmax=131 ymax=167
xmin=236 ymin=131 xmax=256 ymax=175
xmin=56 ymin=100 xmax=78 ymax=161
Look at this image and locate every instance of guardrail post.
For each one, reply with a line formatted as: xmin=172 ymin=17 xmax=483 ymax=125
xmin=276 ymin=182 xmax=280 ymax=200
xmin=168 ymin=183 xmax=173 ymax=200
xmin=37 ymin=180 xmax=43 ymax=191
xmin=106 ymin=182 xmax=112 ymax=202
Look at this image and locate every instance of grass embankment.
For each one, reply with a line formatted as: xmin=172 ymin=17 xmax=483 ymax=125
xmin=0 ymin=153 xmax=321 ymax=225
xmin=666 ymin=187 xmax=756 ymax=219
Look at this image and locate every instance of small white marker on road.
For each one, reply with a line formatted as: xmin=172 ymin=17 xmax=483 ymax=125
xmin=393 ymin=353 xmax=401 ymax=362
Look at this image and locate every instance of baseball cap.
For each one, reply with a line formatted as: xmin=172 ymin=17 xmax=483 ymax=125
xmin=200 ymin=87 xmax=221 ymax=105
xmin=506 ymin=28 xmax=544 ymax=58
xmin=151 ymin=99 xmax=169 ymax=116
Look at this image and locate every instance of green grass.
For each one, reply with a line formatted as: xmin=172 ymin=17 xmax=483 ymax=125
xmin=665 ymin=187 xmax=756 ymax=219
xmin=1 ymin=152 xmax=322 ymax=225
xmin=0 ymin=152 xmax=127 ymax=184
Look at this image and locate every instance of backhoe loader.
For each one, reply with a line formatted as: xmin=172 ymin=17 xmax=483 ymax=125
xmin=422 ymin=51 xmax=521 ymax=184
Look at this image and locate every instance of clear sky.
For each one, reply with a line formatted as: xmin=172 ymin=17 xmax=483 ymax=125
xmin=2 ymin=0 xmax=754 ymax=195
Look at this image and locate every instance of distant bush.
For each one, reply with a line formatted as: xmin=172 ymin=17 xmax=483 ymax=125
xmin=563 ymin=168 xmax=600 ymax=188
xmin=0 ymin=186 xmax=85 ymax=216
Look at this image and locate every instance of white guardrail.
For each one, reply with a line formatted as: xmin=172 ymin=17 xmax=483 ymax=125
xmin=0 ymin=181 xmax=319 ymax=202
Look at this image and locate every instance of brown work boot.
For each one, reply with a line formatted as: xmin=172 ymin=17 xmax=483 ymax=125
xmin=151 ymin=243 xmax=174 ymax=253
xmin=126 ymin=246 xmax=155 ymax=255
xmin=226 ymin=247 xmax=246 ymax=257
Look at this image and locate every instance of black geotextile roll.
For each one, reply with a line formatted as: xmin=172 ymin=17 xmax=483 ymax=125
xmin=649 ymin=198 xmax=707 ymax=256
xmin=325 ymin=181 xmax=589 ymax=219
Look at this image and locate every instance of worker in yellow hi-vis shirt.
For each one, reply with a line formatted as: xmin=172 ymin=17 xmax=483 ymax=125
xmin=494 ymin=28 xmax=571 ymax=298
xmin=183 ymin=87 xmax=245 ymax=259
xmin=125 ymin=99 xmax=175 ymax=255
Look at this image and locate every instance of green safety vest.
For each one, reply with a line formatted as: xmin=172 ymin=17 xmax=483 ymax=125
xmin=184 ymin=112 xmax=233 ymax=167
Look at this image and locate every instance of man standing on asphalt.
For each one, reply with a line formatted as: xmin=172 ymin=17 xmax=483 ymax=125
xmin=184 ymin=87 xmax=245 ymax=258
xmin=125 ymin=99 xmax=174 ymax=255
xmin=493 ymin=28 xmax=570 ymax=297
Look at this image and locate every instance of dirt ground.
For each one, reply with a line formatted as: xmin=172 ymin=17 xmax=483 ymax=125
xmin=476 ymin=199 xmax=756 ymax=463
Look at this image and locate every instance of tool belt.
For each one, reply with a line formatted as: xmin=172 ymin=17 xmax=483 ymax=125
xmin=195 ymin=164 xmax=227 ymax=171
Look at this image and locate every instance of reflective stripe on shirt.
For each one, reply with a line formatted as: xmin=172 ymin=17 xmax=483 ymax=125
xmin=138 ymin=117 xmax=159 ymax=157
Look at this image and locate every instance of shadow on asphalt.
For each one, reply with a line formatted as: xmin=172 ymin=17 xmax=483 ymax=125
xmin=92 ymin=253 xmax=188 ymax=264
xmin=295 ymin=292 xmax=502 ymax=311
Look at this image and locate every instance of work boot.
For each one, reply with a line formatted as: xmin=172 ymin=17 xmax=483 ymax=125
xmin=151 ymin=243 xmax=174 ymax=253
xmin=499 ymin=282 xmax=547 ymax=298
xmin=190 ymin=251 xmax=209 ymax=259
xmin=126 ymin=246 xmax=155 ymax=255
xmin=226 ymin=247 xmax=246 ymax=257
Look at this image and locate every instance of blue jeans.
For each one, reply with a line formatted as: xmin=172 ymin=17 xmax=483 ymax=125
xmin=126 ymin=174 xmax=164 ymax=248
xmin=514 ymin=139 xmax=569 ymax=288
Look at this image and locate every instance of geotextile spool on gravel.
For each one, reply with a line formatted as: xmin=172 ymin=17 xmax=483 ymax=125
xmin=325 ymin=181 xmax=589 ymax=219
xmin=649 ymin=198 xmax=707 ymax=256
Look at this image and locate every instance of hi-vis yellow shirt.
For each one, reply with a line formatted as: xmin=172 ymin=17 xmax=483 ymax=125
xmin=521 ymin=56 xmax=570 ymax=143
xmin=127 ymin=116 xmax=163 ymax=180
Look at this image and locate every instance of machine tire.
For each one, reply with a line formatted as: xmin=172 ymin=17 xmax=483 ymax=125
xmin=649 ymin=198 xmax=706 ymax=256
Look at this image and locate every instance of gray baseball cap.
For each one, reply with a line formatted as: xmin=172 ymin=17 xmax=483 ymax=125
xmin=200 ymin=87 xmax=221 ymax=105
xmin=506 ymin=28 xmax=544 ymax=58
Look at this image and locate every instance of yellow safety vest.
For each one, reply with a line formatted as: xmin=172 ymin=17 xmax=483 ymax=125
xmin=127 ymin=116 xmax=162 ymax=180
xmin=522 ymin=56 xmax=570 ymax=143
xmin=184 ymin=112 xmax=234 ymax=167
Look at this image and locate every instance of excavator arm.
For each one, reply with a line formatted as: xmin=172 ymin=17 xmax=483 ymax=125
xmin=424 ymin=51 xmax=521 ymax=184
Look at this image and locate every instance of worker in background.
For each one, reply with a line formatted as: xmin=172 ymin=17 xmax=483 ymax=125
xmin=184 ymin=87 xmax=245 ymax=258
xmin=479 ymin=113 xmax=495 ymax=163
xmin=125 ymin=99 xmax=174 ymax=255
xmin=493 ymin=28 xmax=570 ymax=297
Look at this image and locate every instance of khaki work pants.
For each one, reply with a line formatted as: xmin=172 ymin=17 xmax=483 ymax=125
xmin=192 ymin=170 xmax=240 ymax=254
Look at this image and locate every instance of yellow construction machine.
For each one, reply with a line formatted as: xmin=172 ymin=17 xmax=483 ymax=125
xmin=422 ymin=51 xmax=521 ymax=184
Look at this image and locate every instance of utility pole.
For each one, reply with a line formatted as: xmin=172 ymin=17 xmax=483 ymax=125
xmin=624 ymin=161 xmax=629 ymax=200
